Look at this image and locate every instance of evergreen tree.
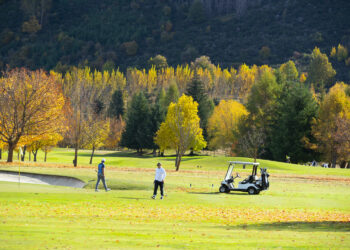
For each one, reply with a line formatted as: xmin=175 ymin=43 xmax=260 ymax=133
xmin=165 ymin=82 xmax=180 ymax=107
xmin=149 ymin=89 xmax=167 ymax=151
xmin=269 ymin=84 xmax=319 ymax=163
xmin=186 ymin=74 xmax=214 ymax=141
xmin=108 ymin=89 xmax=124 ymax=118
xmin=120 ymin=92 xmax=152 ymax=153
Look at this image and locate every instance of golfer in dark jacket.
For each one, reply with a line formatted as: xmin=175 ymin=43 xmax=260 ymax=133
xmin=152 ymin=162 xmax=166 ymax=199
xmin=95 ymin=158 xmax=111 ymax=192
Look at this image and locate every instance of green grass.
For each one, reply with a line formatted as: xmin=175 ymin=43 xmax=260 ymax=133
xmin=0 ymin=148 xmax=350 ymax=249
xmin=2 ymin=147 xmax=350 ymax=177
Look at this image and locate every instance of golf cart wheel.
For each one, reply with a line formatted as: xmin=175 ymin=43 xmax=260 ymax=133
xmin=219 ymin=185 xmax=228 ymax=193
xmin=247 ymin=187 xmax=257 ymax=195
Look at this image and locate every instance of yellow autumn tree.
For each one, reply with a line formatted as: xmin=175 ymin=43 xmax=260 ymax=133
xmin=0 ymin=140 xmax=5 ymax=160
xmin=81 ymin=115 xmax=110 ymax=164
xmin=207 ymin=100 xmax=248 ymax=152
xmin=311 ymin=82 xmax=350 ymax=167
xmin=0 ymin=68 xmax=65 ymax=162
xmin=41 ymin=133 xmax=63 ymax=162
xmin=155 ymin=95 xmax=206 ymax=171
xmin=104 ymin=117 xmax=125 ymax=150
xmin=62 ymin=67 xmax=116 ymax=166
xmin=234 ymin=64 xmax=258 ymax=101
xmin=27 ymin=133 xmax=62 ymax=162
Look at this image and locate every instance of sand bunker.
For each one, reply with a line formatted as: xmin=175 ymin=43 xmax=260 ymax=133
xmin=0 ymin=170 xmax=86 ymax=188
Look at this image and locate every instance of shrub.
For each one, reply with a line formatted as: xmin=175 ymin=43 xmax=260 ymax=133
xmin=122 ymin=41 xmax=138 ymax=56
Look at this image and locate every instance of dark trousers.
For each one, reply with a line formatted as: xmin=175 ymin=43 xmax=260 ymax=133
xmin=95 ymin=174 xmax=107 ymax=190
xmin=153 ymin=180 xmax=164 ymax=196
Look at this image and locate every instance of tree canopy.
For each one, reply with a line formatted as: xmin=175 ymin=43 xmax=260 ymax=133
xmin=155 ymin=95 xmax=206 ymax=170
xmin=0 ymin=68 xmax=65 ymax=162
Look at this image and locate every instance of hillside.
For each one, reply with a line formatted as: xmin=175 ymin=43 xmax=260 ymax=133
xmin=1 ymin=0 xmax=350 ymax=81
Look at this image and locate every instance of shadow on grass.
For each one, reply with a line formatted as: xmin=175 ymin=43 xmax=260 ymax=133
xmin=189 ymin=192 xmax=249 ymax=195
xmin=102 ymin=151 xmax=156 ymax=158
xmin=224 ymin=221 xmax=350 ymax=232
xmin=119 ymin=197 xmax=148 ymax=200
xmin=162 ymin=157 xmax=202 ymax=162
xmin=189 ymin=192 xmax=220 ymax=195
xmin=85 ymin=182 xmax=152 ymax=191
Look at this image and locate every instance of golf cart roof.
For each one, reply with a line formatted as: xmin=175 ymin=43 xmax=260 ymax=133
xmin=228 ymin=161 xmax=260 ymax=166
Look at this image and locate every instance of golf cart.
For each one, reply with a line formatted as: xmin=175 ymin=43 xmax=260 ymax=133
xmin=219 ymin=161 xmax=269 ymax=195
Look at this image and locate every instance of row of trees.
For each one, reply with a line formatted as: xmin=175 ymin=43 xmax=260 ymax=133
xmin=1 ymin=47 xmax=350 ymax=170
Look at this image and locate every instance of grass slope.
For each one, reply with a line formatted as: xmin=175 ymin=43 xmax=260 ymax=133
xmin=2 ymin=148 xmax=350 ymax=177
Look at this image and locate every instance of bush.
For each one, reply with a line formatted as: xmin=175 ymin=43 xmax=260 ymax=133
xmin=122 ymin=41 xmax=138 ymax=56
xmin=21 ymin=16 xmax=41 ymax=34
xmin=259 ymin=46 xmax=271 ymax=60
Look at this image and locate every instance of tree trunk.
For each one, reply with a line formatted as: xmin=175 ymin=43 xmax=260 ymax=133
xmin=21 ymin=145 xmax=26 ymax=161
xmin=175 ymin=149 xmax=182 ymax=171
xmin=152 ymin=149 xmax=156 ymax=157
xmin=331 ymin=151 xmax=337 ymax=168
xmin=347 ymin=162 xmax=350 ymax=169
xmin=89 ymin=146 xmax=95 ymax=164
xmin=33 ymin=150 xmax=38 ymax=162
xmin=29 ymin=151 xmax=31 ymax=161
xmin=44 ymin=151 xmax=47 ymax=162
xmin=7 ymin=143 xmax=15 ymax=162
xmin=340 ymin=161 xmax=347 ymax=168
xmin=0 ymin=148 xmax=2 ymax=160
xmin=74 ymin=145 xmax=78 ymax=167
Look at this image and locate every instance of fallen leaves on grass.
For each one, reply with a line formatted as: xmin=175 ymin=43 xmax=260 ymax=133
xmin=1 ymin=200 xmax=349 ymax=224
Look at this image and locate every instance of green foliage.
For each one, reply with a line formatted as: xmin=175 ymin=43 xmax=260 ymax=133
xmin=279 ymin=60 xmax=299 ymax=82
xmin=191 ymin=56 xmax=214 ymax=72
xmin=245 ymin=69 xmax=280 ymax=158
xmin=108 ymin=89 xmax=125 ymax=118
xmin=102 ymin=60 xmax=115 ymax=72
xmin=269 ymin=84 xmax=319 ymax=163
xmin=246 ymin=69 xmax=280 ymax=122
xmin=0 ymin=0 xmax=350 ymax=83
xmin=336 ymin=44 xmax=348 ymax=62
xmin=188 ymin=0 xmax=205 ymax=24
xmin=307 ymin=47 xmax=336 ymax=91
xmin=148 ymin=55 xmax=168 ymax=71
xmin=186 ymin=74 xmax=214 ymax=140
xmin=165 ymin=82 xmax=180 ymax=107
xmin=120 ymin=92 xmax=152 ymax=152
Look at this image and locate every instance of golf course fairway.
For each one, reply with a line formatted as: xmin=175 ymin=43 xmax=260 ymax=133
xmin=0 ymin=149 xmax=349 ymax=249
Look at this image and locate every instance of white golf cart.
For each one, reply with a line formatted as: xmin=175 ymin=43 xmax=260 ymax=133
xmin=219 ymin=161 xmax=269 ymax=195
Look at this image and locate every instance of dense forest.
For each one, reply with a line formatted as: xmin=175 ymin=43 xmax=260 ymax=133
xmin=1 ymin=0 xmax=350 ymax=81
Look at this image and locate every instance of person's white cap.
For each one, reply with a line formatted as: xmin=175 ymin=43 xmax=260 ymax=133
xmin=101 ymin=158 xmax=106 ymax=162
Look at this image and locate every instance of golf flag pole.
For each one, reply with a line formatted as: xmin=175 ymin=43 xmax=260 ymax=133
xmin=18 ymin=163 xmax=20 ymax=187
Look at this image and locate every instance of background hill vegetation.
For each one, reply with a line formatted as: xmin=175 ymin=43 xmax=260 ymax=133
xmin=1 ymin=0 xmax=350 ymax=81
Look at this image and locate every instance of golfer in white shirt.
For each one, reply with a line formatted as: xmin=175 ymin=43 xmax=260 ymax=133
xmin=152 ymin=162 xmax=166 ymax=199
